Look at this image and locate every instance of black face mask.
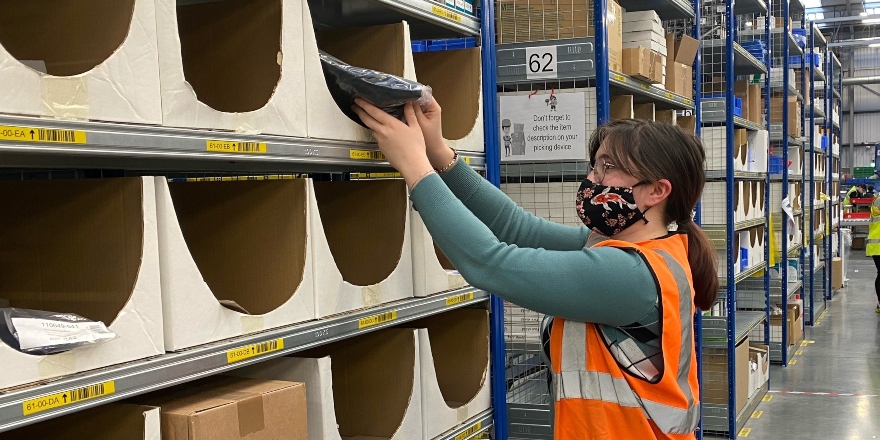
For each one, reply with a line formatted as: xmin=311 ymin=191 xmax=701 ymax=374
xmin=576 ymin=178 xmax=650 ymax=237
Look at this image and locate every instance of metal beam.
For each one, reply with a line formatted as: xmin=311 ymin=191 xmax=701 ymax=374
xmin=843 ymin=75 xmax=880 ymax=85
xmin=829 ymin=37 xmax=880 ymax=47
xmin=858 ymin=84 xmax=880 ymax=97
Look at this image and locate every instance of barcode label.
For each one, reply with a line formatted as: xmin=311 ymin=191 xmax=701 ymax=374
xmin=358 ymin=311 xmax=398 ymax=329
xmin=455 ymin=421 xmax=482 ymax=440
xmin=227 ymin=338 xmax=284 ymax=363
xmin=432 ymin=5 xmax=462 ymax=22
xmin=350 ymin=149 xmax=386 ymax=160
xmin=446 ymin=291 xmax=475 ymax=306
xmin=0 ymin=125 xmax=86 ymax=144
xmin=206 ymin=140 xmax=267 ymax=154
xmin=23 ymin=381 xmax=115 ymax=416
xmin=613 ymin=74 xmax=627 ymax=82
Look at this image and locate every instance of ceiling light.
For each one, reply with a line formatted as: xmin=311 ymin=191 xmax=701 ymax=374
xmin=863 ymin=18 xmax=880 ymax=23
xmin=870 ymin=43 xmax=880 ymax=47
xmin=862 ymin=11 xmax=870 ymax=16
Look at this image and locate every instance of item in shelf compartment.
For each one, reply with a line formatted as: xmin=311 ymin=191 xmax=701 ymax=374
xmin=703 ymin=336 xmax=750 ymax=415
xmin=0 ymin=308 xmax=117 ymax=355
xmin=611 ymin=95 xmax=634 ymax=120
xmin=320 ymin=51 xmax=432 ymax=127
xmin=412 ymin=207 xmax=467 ymax=297
xmin=403 ymin=309 xmax=491 ymax=439
xmin=701 ymin=180 xmax=747 ymax=224
xmin=0 ymin=403 xmax=159 ymax=440
xmin=656 ymin=109 xmax=676 ymax=125
xmin=770 ymin=303 xmax=803 ymax=346
xmin=748 ymin=130 xmax=770 ymax=172
xmin=677 ymin=115 xmax=696 ymax=135
xmin=749 ymin=226 xmax=766 ymax=267
xmin=133 ymin=376 xmax=307 ymax=440
xmin=633 ymin=103 xmax=655 ymax=121
xmin=230 ymin=328 xmax=422 ymax=440
xmin=308 ymin=21 xmax=418 ymax=142
xmin=702 ymin=126 xmax=748 ymax=171
xmin=622 ymin=47 xmax=664 ymax=84
xmin=155 ymin=178 xmax=316 ymax=351
xmin=312 ymin=180 xmax=413 ymax=318
xmin=0 ymin=0 xmax=161 ymax=123
xmin=413 ymin=47 xmax=484 ymax=152
xmin=0 ymin=177 xmax=163 ymax=390
xmin=748 ymin=343 xmax=770 ymax=398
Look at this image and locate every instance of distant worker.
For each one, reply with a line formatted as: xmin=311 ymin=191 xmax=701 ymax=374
xmin=843 ymin=184 xmax=867 ymax=206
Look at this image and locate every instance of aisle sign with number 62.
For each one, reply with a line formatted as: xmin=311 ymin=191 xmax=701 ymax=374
xmin=525 ymin=45 xmax=558 ymax=79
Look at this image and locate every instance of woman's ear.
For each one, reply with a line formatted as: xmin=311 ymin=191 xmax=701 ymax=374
xmin=642 ymin=179 xmax=672 ymax=207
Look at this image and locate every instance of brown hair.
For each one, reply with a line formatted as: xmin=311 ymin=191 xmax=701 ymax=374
xmin=588 ymin=119 xmax=719 ymax=311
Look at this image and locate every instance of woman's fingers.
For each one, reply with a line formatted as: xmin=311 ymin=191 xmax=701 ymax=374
xmin=404 ymin=102 xmax=419 ymax=128
xmin=351 ymin=105 xmax=383 ymax=132
xmin=354 ymin=98 xmax=398 ymax=126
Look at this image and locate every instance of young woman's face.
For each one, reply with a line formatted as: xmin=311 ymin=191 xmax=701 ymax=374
xmin=587 ymin=145 xmax=642 ymax=188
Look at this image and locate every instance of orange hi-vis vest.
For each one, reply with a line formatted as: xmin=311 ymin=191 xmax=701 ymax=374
xmin=550 ymin=233 xmax=700 ymax=440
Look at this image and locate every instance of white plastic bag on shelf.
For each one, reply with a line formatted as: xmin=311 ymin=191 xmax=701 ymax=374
xmin=0 ymin=308 xmax=117 ymax=355
xmin=841 ymin=228 xmax=852 ymax=248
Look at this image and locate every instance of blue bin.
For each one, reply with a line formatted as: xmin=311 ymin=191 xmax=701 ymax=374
xmin=821 ymin=135 xmax=829 ymax=150
xmin=741 ymin=248 xmax=749 ymax=271
xmin=769 ymin=156 xmax=784 ymax=174
xmin=411 ymin=41 xmax=427 ymax=53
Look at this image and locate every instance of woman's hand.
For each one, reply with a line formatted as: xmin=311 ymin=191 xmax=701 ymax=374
xmin=414 ymin=97 xmax=456 ymax=171
xmin=352 ymin=98 xmax=435 ymax=189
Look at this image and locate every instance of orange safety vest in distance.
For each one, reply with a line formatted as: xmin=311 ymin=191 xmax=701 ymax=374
xmin=550 ymin=233 xmax=700 ymax=440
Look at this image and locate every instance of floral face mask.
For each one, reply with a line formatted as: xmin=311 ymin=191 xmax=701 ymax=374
xmin=576 ymin=178 xmax=650 ymax=236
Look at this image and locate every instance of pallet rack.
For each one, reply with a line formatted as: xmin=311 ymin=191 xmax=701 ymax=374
xmin=0 ymin=2 xmax=502 ymax=439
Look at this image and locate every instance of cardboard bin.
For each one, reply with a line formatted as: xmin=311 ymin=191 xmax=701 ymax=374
xmin=611 ymin=95 xmax=634 ymax=120
xmin=412 ymin=209 xmax=467 ymax=297
xmin=622 ymin=47 xmax=664 ymax=84
xmin=413 ymin=48 xmax=484 ymax=152
xmin=306 ymin=16 xmax=417 ymax=142
xmin=703 ymin=336 xmax=750 ymax=415
xmin=155 ymin=178 xmax=316 ymax=351
xmin=0 ymin=403 xmax=159 ymax=440
xmin=312 ymin=180 xmax=413 ymax=318
xmin=231 ymin=328 xmax=422 ymax=440
xmin=155 ymin=0 xmax=307 ymax=135
xmin=133 ymin=376 xmax=307 ymax=440
xmin=404 ymin=309 xmax=491 ymax=439
xmin=0 ymin=0 xmax=160 ymax=123
xmin=0 ymin=177 xmax=163 ymax=389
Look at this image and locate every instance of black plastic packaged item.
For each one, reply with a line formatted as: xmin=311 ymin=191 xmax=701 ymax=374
xmin=319 ymin=51 xmax=432 ymax=127
xmin=0 ymin=308 xmax=117 ymax=355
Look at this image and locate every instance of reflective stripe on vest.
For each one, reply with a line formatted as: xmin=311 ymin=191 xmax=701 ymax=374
xmin=552 ymin=239 xmax=699 ymax=436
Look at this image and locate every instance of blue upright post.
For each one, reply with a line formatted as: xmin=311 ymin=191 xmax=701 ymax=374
xmin=808 ymin=24 xmax=816 ymax=325
xmin=725 ymin=1 xmax=737 ymax=437
xmin=763 ymin=0 xmax=772 ymax=350
xmin=481 ymin=1 xmax=508 ymax=438
xmin=595 ymin=0 xmax=610 ymax=124
xmin=781 ymin=0 xmax=791 ymax=366
xmin=826 ymin=51 xmax=833 ymax=302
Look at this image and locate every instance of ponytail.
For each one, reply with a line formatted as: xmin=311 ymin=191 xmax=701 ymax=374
xmin=677 ymin=219 xmax=719 ymax=311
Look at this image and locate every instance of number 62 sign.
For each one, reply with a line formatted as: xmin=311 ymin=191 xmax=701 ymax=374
xmin=525 ymin=45 xmax=558 ymax=80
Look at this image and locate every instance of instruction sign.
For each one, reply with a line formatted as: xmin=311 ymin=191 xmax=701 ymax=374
xmin=499 ymin=91 xmax=587 ymax=162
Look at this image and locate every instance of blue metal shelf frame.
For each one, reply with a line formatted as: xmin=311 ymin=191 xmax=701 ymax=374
xmin=807 ymin=23 xmax=817 ymax=325
xmin=481 ymin=0 xmax=508 ymax=438
xmin=780 ymin=0 xmax=794 ymax=367
xmin=797 ymin=11 xmax=807 ymax=336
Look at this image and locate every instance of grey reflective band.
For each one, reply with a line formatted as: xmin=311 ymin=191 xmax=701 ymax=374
xmin=868 ymin=239 xmax=880 ymax=244
xmin=655 ymin=249 xmax=696 ymax=409
xmin=553 ymin=369 xmax=641 ymax=407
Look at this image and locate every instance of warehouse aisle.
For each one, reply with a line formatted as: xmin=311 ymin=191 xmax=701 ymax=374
xmin=736 ymin=252 xmax=880 ymax=439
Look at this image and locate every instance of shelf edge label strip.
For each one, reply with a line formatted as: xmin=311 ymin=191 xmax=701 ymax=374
xmin=446 ymin=291 xmax=476 ymax=306
xmin=0 ymin=125 xmax=86 ymax=144
xmin=206 ymin=140 xmax=267 ymax=154
xmin=227 ymin=338 xmax=285 ymax=364
xmin=455 ymin=421 xmax=483 ymax=440
xmin=358 ymin=311 xmax=398 ymax=329
xmin=22 ymin=380 xmax=116 ymax=416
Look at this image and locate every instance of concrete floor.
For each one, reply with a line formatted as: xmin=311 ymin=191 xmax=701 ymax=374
xmin=712 ymin=251 xmax=880 ymax=439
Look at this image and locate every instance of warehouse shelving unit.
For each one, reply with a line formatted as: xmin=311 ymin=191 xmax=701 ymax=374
xmin=0 ymin=1 xmax=501 ymax=439
xmin=825 ymin=51 xmax=843 ymax=300
xmin=698 ymin=0 xmax=773 ymax=437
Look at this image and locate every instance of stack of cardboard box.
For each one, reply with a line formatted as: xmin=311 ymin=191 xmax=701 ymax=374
xmin=664 ymin=34 xmax=699 ymax=98
xmin=771 ymin=94 xmax=802 ymax=136
xmin=621 ymin=11 xmax=665 ymax=84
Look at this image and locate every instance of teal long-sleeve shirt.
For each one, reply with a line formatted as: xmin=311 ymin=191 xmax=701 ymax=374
xmin=409 ymin=159 xmax=659 ymax=327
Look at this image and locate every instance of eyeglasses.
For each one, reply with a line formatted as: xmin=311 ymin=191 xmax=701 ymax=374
xmin=588 ymin=157 xmax=617 ymax=184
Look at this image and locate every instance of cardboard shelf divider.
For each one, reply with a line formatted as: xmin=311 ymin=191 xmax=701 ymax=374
xmin=412 ymin=209 xmax=467 ymax=297
xmin=312 ymin=180 xmax=413 ymax=317
xmin=0 ymin=403 xmax=159 ymax=440
xmin=0 ymin=0 xmax=161 ymax=123
xmin=231 ymin=328 xmax=422 ymax=440
xmin=412 ymin=48 xmax=484 ymax=152
xmin=156 ymin=178 xmax=316 ymax=351
xmin=0 ymin=177 xmax=163 ymax=389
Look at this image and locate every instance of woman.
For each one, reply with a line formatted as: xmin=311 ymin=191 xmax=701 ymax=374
xmin=868 ymin=194 xmax=880 ymax=313
xmin=352 ymin=98 xmax=718 ymax=439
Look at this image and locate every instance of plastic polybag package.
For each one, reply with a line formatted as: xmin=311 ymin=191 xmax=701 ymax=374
xmin=0 ymin=308 xmax=117 ymax=355
xmin=319 ymin=51 xmax=432 ymax=127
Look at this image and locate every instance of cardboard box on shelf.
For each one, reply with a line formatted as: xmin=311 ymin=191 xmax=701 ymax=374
xmin=734 ymin=80 xmax=750 ymax=121
xmin=703 ymin=337 xmax=750 ymax=415
xmin=622 ymin=47 xmax=665 ymax=84
xmin=134 ymin=376 xmax=307 ymax=440
xmin=403 ymin=309 xmax=492 ymax=439
xmin=656 ymin=109 xmax=677 ymax=125
xmin=667 ymin=33 xmax=700 ymax=66
xmin=312 ymin=180 xmax=413 ymax=318
xmin=154 ymin=178 xmax=316 ymax=351
xmin=0 ymin=177 xmax=163 ymax=389
xmin=623 ymin=19 xmax=664 ymax=35
xmin=771 ymin=303 xmax=804 ymax=346
xmin=611 ymin=95 xmax=634 ymax=119
xmin=231 ymin=328 xmax=422 ymax=440
xmin=413 ymin=48 xmax=484 ymax=152
xmin=770 ymin=95 xmax=802 ymax=136
xmin=748 ymin=344 xmax=770 ymax=397
xmin=832 ymin=257 xmax=844 ymax=289
xmin=0 ymin=0 xmax=161 ymax=123
xmin=623 ymin=10 xmax=661 ymax=25
xmin=677 ymin=115 xmax=696 ymax=134
xmin=634 ymin=103 xmax=656 ymax=121
xmin=666 ymin=62 xmax=693 ymax=99
xmin=748 ymin=84 xmax=762 ymax=123
xmin=412 ymin=210 xmax=468 ymax=297
xmin=0 ymin=403 xmax=159 ymax=440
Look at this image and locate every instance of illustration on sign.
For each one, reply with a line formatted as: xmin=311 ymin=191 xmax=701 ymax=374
xmin=499 ymin=91 xmax=587 ymax=162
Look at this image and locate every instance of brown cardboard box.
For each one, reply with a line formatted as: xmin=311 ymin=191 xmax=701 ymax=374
xmin=656 ymin=109 xmax=677 ymax=125
xmin=633 ymin=103 xmax=655 ymax=120
xmin=748 ymin=84 xmax=762 ymax=123
xmin=622 ymin=46 xmax=664 ymax=83
xmin=703 ymin=337 xmax=750 ymax=415
xmin=666 ymin=33 xmax=699 ymax=66
xmin=771 ymin=303 xmax=804 ymax=346
xmin=0 ymin=404 xmax=159 ymax=440
xmin=832 ymin=257 xmax=844 ymax=289
xmin=677 ymin=115 xmax=696 ymax=134
xmin=135 ymin=376 xmax=307 ymax=440
xmin=611 ymin=95 xmax=634 ymax=119
xmin=734 ymin=80 xmax=750 ymax=121
xmin=770 ymin=96 xmax=801 ymax=135
xmin=776 ymin=16 xmax=793 ymax=30
xmin=666 ymin=62 xmax=693 ymax=98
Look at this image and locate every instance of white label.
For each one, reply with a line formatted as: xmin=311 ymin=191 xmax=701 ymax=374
xmin=525 ymin=45 xmax=559 ymax=79
xmin=12 ymin=317 xmax=115 ymax=351
xmin=499 ymin=91 xmax=588 ymax=162
xmin=455 ymin=0 xmax=464 ymax=9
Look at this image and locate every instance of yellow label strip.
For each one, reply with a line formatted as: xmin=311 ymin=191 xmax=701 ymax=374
xmin=463 ymin=156 xmax=472 ymax=164
xmin=350 ymin=149 xmax=386 ymax=160
xmin=739 ymin=428 xmax=752 ymax=437
xmin=665 ymin=92 xmax=674 ymax=99
xmin=762 ymin=395 xmax=773 ymax=402
xmin=227 ymin=338 xmax=284 ymax=363
xmin=455 ymin=422 xmax=483 ymax=440
xmin=0 ymin=125 xmax=86 ymax=144
xmin=432 ymin=5 xmax=462 ymax=22
xmin=23 ymin=381 xmax=115 ymax=416
xmin=358 ymin=311 xmax=398 ymax=329
xmin=206 ymin=140 xmax=267 ymax=154
xmin=751 ymin=410 xmax=763 ymax=419
xmin=613 ymin=74 xmax=627 ymax=82
xmin=446 ymin=292 xmax=475 ymax=306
